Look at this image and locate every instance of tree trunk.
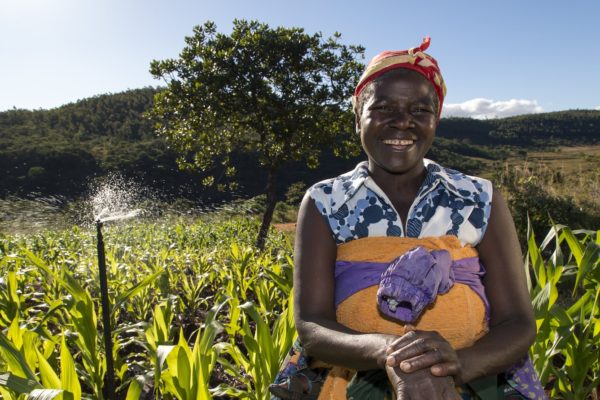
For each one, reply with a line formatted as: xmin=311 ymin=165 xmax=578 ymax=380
xmin=256 ymin=168 xmax=278 ymax=250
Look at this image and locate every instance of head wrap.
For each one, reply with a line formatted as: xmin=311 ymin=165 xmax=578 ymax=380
xmin=353 ymin=37 xmax=447 ymax=117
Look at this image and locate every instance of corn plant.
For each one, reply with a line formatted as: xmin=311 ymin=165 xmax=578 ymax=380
xmin=0 ymin=321 xmax=81 ymax=400
xmin=154 ymin=299 xmax=226 ymax=400
xmin=526 ymin=222 xmax=600 ymax=399
xmin=0 ymin=216 xmax=294 ymax=398
xmin=215 ymin=296 xmax=296 ymax=399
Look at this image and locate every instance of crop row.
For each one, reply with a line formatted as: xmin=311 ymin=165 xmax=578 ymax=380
xmin=0 ymin=216 xmax=598 ymax=399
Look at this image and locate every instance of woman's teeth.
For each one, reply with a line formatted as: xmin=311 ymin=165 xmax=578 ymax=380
xmin=382 ymin=139 xmax=414 ymax=145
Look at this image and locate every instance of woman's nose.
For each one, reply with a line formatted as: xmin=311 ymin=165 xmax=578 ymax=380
xmin=387 ymin=110 xmax=413 ymax=129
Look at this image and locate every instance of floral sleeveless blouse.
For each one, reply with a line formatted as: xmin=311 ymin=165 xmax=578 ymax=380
xmin=308 ymin=159 xmax=493 ymax=246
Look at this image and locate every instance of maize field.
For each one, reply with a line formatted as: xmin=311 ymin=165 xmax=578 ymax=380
xmin=0 ymin=216 xmax=598 ymax=399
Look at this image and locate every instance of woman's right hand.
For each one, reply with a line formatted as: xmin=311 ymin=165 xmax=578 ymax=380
xmin=385 ymin=364 xmax=461 ymax=400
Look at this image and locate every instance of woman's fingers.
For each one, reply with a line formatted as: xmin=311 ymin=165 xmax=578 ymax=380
xmin=387 ymin=339 xmax=443 ymax=367
xmin=397 ymin=349 xmax=456 ymax=373
xmin=385 ymin=327 xmax=420 ymax=353
xmin=386 ymin=333 xmax=453 ymax=366
xmin=430 ymin=362 xmax=461 ymax=377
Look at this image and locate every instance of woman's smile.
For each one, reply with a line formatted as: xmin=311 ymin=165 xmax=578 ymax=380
xmin=381 ymin=138 xmax=416 ymax=151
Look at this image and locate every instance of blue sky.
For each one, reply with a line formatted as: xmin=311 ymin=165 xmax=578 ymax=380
xmin=1 ymin=0 xmax=599 ymax=118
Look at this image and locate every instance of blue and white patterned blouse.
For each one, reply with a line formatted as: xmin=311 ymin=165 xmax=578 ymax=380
xmin=308 ymin=159 xmax=493 ymax=246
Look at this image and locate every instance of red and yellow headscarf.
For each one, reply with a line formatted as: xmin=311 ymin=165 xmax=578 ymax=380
xmin=353 ymin=37 xmax=447 ymax=117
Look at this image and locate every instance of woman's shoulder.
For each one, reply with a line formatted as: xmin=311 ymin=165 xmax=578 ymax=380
xmin=424 ymin=159 xmax=493 ymax=200
xmin=307 ymin=162 xmax=369 ymax=207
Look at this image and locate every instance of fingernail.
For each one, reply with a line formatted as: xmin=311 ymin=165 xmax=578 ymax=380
xmin=386 ymin=356 xmax=395 ymax=366
xmin=400 ymin=361 xmax=410 ymax=371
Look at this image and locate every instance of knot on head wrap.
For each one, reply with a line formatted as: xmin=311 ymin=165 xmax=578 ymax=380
xmin=353 ymin=37 xmax=447 ymax=117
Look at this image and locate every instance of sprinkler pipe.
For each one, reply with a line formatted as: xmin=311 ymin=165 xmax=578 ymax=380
xmin=96 ymin=220 xmax=116 ymax=398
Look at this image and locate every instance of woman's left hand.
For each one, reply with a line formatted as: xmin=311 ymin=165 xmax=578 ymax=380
xmin=385 ymin=327 xmax=463 ymax=382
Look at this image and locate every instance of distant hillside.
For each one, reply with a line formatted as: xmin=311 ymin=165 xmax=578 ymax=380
xmin=1 ymin=88 xmax=599 ymax=201
xmin=438 ymin=111 xmax=600 ymax=146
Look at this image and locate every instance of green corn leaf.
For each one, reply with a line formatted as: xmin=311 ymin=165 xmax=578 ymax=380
xmin=60 ymin=335 xmax=81 ymax=400
xmin=574 ymin=242 xmax=600 ymax=292
xmin=527 ymin=221 xmax=546 ymax=286
xmin=539 ymin=223 xmax=560 ymax=252
xmin=199 ymin=299 xmax=226 ymax=357
xmin=6 ymin=271 xmax=20 ymax=321
xmin=0 ymin=330 xmax=40 ymax=384
xmin=176 ymin=346 xmax=192 ymax=398
xmin=532 ymin=282 xmax=552 ymax=316
xmin=22 ymin=331 xmax=40 ymax=379
xmin=111 ymin=270 xmax=164 ymax=318
xmin=567 ymin=291 xmax=592 ymax=317
xmin=21 ymin=248 xmax=97 ymax=358
xmin=27 ymin=389 xmax=71 ymax=400
xmin=561 ymin=227 xmax=584 ymax=266
xmin=0 ymin=386 xmax=16 ymax=400
xmin=0 ymin=372 xmax=39 ymax=394
xmin=593 ymin=317 xmax=600 ymax=337
xmin=125 ymin=376 xmax=144 ymax=400
xmin=549 ymin=305 xmax=572 ymax=327
xmin=261 ymin=268 xmax=292 ymax=295
xmin=7 ymin=317 xmax=23 ymax=351
xmin=35 ymin=348 xmax=61 ymax=390
xmin=156 ymin=345 xmax=175 ymax=368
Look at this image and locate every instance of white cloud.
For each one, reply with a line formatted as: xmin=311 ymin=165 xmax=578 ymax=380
xmin=442 ymin=98 xmax=544 ymax=119
xmin=595 ymin=105 xmax=600 ymax=110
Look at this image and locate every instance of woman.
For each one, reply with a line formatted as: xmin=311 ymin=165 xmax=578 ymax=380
xmin=272 ymin=38 xmax=546 ymax=399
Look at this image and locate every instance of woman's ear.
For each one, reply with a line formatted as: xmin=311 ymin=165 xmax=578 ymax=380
xmin=355 ymin=113 xmax=361 ymax=135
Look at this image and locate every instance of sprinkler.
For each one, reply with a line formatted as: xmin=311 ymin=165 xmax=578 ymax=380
xmin=90 ymin=175 xmax=143 ymax=398
xmin=96 ymin=219 xmax=115 ymax=398
xmin=94 ymin=208 xmax=141 ymax=397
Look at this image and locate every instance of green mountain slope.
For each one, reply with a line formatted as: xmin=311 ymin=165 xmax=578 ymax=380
xmin=1 ymin=88 xmax=599 ymax=201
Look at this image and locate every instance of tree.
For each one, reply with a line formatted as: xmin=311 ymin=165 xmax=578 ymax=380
xmin=148 ymin=20 xmax=364 ymax=248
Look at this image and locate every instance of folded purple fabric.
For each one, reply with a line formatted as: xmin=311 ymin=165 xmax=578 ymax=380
xmin=334 ymin=249 xmax=488 ymax=320
xmin=377 ymin=247 xmax=454 ymax=322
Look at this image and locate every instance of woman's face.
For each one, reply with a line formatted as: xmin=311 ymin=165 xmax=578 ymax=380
xmin=357 ymin=69 xmax=438 ymax=177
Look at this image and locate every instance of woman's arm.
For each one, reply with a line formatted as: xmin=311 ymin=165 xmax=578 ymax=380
xmin=385 ymin=188 xmax=536 ymax=384
xmin=293 ymin=193 xmax=394 ymax=370
xmin=455 ymin=188 xmax=536 ymax=383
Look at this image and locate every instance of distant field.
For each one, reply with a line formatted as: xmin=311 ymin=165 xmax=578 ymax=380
xmin=518 ymin=145 xmax=600 ymax=173
xmin=476 ymin=145 xmax=600 ymax=207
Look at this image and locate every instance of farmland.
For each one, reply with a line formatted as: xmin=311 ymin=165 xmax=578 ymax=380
xmin=0 ymin=212 xmax=598 ymax=399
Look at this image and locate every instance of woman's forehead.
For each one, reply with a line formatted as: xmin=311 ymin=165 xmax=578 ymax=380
xmin=369 ymin=70 xmax=438 ymax=102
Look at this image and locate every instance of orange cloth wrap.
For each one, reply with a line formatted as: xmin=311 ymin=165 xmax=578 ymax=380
xmin=316 ymin=235 xmax=488 ymax=400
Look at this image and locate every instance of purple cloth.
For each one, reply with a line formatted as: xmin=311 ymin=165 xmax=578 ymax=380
xmin=378 ymin=247 xmax=454 ymax=322
xmin=335 ymin=248 xmax=489 ymax=320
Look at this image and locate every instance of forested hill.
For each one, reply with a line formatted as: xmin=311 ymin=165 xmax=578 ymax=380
xmin=1 ymin=87 xmax=599 ymax=199
xmin=438 ymin=111 xmax=600 ymax=146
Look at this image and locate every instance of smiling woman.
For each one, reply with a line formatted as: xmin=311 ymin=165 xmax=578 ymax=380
xmin=358 ymin=69 xmax=438 ymax=214
xmin=270 ymin=38 xmax=547 ymax=400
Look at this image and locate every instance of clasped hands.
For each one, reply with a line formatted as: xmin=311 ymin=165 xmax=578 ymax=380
xmin=383 ymin=326 xmax=463 ymax=400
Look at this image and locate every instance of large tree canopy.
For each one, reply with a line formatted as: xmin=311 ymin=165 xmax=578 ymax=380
xmin=148 ymin=20 xmax=364 ymax=247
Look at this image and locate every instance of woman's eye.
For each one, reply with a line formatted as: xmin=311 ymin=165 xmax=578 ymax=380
xmin=412 ymin=107 xmax=432 ymax=114
xmin=371 ymin=104 xmax=392 ymax=112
